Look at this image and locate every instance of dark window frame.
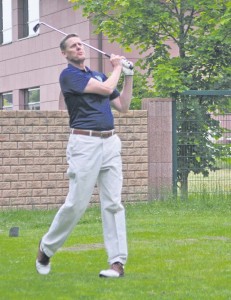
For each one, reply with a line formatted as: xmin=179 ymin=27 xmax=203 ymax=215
xmin=0 ymin=0 xmax=12 ymax=44
xmin=24 ymin=87 xmax=40 ymax=110
xmin=0 ymin=92 xmax=13 ymax=110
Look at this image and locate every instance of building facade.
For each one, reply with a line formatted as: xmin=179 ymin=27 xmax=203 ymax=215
xmin=0 ymin=0 xmax=137 ymax=111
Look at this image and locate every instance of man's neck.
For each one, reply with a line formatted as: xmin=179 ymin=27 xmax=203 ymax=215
xmin=68 ymin=60 xmax=85 ymax=71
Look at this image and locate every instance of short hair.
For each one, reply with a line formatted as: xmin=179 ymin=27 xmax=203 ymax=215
xmin=60 ymin=34 xmax=79 ymax=51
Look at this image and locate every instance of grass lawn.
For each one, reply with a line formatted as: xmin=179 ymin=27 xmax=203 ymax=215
xmin=0 ymin=197 xmax=231 ymax=300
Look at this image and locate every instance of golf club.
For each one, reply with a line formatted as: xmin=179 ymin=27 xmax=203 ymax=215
xmin=33 ymin=22 xmax=133 ymax=70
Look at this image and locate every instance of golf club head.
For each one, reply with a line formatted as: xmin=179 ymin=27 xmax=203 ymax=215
xmin=33 ymin=23 xmax=41 ymax=33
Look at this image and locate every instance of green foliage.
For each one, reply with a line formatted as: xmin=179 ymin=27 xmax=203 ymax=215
xmin=69 ymin=0 xmax=231 ymax=97
xmin=69 ymin=0 xmax=231 ymax=99
xmin=153 ymin=60 xmax=188 ymax=97
xmin=69 ymin=0 xmax=231 ymax=192
xmin=117 ymin=72 xmax=155 ymax=109
xmin=176 ymin=95 xmax=231 ymax=194
xmin=226 ymin=97 xmax=231 ymax=111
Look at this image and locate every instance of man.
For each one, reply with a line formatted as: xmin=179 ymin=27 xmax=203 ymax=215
xmin=36 ymin=34 xmax=133 ymax=278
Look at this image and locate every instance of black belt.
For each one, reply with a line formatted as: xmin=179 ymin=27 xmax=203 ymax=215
xmin=71 ymin=129 xmax=115 ymax=138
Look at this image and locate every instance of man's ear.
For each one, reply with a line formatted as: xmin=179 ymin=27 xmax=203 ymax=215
xmin=61 ymin=51 xmax=67 ymax=59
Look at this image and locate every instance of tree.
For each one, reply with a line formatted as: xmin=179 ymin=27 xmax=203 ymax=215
xmin=69 ymin=0 xmax=231 ymax=196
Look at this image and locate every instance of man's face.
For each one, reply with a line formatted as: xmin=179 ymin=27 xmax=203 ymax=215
xmin=62 ymin=36 xmax=86 ymax=64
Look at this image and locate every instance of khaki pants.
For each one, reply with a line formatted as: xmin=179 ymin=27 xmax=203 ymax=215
xmin=41 ymin=133 xmax=128 ymax=265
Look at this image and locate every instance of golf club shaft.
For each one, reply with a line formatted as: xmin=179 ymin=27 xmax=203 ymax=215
xmin=34 ymin=22 xmax=131 ymax=63
xmin=36 ymin=22 xmax=110 ymax=58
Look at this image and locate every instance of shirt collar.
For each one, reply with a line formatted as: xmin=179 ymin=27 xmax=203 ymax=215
xmin=68 ymin=63 xmax=91 ymax=73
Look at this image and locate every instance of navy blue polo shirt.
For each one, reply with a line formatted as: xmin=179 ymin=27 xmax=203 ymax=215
xmin=59 ymin=64 xmax=120 ymax=131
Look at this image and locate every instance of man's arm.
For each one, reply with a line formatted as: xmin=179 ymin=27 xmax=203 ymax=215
xmin=83 ymin=54 xmax=123 ymax=96
xmin=110 ymin=76 xmax=133 ymax=113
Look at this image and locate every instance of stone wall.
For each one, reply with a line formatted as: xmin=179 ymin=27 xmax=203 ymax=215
xmin=0 ymin=110 xmax=148 ymax=209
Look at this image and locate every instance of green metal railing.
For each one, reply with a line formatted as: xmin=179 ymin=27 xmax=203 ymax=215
xmin=173 ymin=90 xmax=231 ymax=198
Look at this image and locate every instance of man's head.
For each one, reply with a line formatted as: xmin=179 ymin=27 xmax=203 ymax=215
xmin=60 ymin=34 xmax=86 ymax=65
xmin=60 ymin=34 xmax=79 ymax=51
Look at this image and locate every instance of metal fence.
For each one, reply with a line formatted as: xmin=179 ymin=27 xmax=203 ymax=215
xmin=173 ymin=90 xmax=231 ymax=198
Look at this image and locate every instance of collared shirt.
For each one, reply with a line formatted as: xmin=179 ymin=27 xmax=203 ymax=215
xmin=59 ymin=64 xmax=120 ymax=131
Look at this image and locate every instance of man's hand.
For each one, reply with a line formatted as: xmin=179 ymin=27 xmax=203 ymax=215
xmin=110 ymin=54 xmax=123 ymax=69
xmin=122 ymin=66 xmax=134 ymax=76
xmin=122 ymin=59 xmax=134 ymax=76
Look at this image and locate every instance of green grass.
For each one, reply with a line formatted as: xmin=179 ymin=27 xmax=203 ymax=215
xmin=0 ymin=197 xmax=231 ymax=300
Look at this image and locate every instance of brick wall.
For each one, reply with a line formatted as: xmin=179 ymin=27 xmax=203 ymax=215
xmin=0 ymin=110 xmax=148 ymax=209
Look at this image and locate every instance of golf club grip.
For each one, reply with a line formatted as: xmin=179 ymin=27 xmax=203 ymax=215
xmin=105 ymin=54 xmax=133 ymax=70
xmin=122 ymin=59 xmax=134 ymax=70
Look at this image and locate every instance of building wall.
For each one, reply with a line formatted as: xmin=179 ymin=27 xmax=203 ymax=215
xmin=0 ymin=0 xmax=139 ymax=111
xmin=1 ymin=1 xmax=87 ymax=110
xmin=0 ymin=110 xmax=148 ymax=209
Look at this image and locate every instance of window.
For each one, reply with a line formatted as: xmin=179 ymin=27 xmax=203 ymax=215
xmin=18 ymin=0 xmax=39 ymax=39
xmin=0 ymin=92 xmax=13 ymax=110
xmin=25 ymin=88 xmax=40 ymax=110
xmin=0 ymin=0 xmax=12 ymax=44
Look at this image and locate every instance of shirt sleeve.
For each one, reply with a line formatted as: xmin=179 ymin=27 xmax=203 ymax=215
xmin=110 ymin=89 xmax=120 ymax=101
xmin=101 ymin=73 xmax=120 ymax=101
xmin=59 ymin=69 xmax=90 ymax=95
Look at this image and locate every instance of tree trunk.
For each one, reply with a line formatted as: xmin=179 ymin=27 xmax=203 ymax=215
xmin=180 ymin=171 xmax=189 ymax=199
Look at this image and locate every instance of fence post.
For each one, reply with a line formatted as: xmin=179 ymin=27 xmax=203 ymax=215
xmin=142 ymin=98 xmax=173 ymax=200
xmin=172 ymin=99 xmax=177 ymax=197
